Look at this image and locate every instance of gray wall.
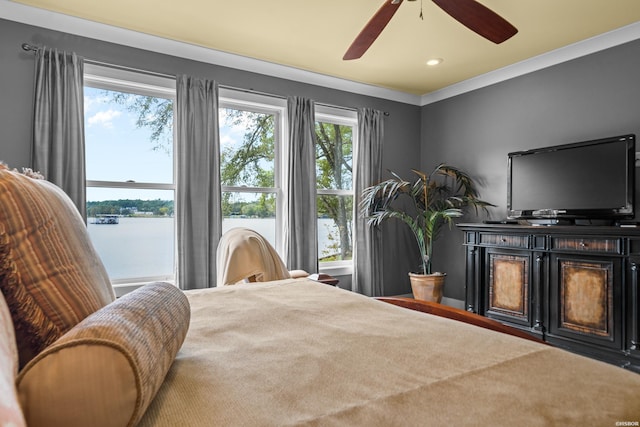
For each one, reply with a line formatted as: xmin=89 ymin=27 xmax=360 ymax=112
xmin=422 ymin=39 xmax=640 ymax=301
xmin=0 ymin=18 xmax=421 ymax=296
xmin=7 ymin=17 xmax=637 ymax=300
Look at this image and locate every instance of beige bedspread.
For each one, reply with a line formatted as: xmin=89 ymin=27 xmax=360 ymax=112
xmin=139 ymin=279 xmax=640 ymax=426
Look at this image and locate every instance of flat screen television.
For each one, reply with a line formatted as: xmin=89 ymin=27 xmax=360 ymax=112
xmin=507 ymin=134 xmax=635 ymax=224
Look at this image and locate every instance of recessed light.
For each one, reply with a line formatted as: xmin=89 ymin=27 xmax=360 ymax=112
xmin=426 ymin=58 xmax=443 ymax=66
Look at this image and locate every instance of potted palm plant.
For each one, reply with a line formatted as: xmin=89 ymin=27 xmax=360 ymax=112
xmin=360 ymin=163 xmax=493 ymax=303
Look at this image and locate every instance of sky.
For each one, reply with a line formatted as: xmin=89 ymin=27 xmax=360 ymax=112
xmin=84 ymin=87 xmax=246 ymax=202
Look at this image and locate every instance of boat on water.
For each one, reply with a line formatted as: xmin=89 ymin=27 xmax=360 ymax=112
xmin=92 ymin=214 xmax=120 ymax=224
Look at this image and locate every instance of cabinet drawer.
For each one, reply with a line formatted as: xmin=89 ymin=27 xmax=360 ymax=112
xmin=479 ymin=233 xmax=529 ymax=248
xmin=551 ymin=237 xmax=621 ymax=254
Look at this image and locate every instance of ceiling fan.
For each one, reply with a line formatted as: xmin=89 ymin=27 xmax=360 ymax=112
xmin=343 ymin=0 xmax=518 ymax=60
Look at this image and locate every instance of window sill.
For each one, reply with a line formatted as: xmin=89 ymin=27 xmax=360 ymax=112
xmin=319 ymin=263 xmax=353 ymax=277
xmin=111 ymin=264 xmax=354 ymax=297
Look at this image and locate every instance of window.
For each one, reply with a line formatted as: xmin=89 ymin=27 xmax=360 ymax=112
xmin=218 ymin=90 xmax=286 ymax=252
xmin=83 ymin=71 xmax=355 ymax=286
xmin=218 ymin=92 xmax=356 ymax=274
xmin=315 ymin=106 xmax=356 ymax=274
xmin=84 ymin=65 xmax=176 ymax=290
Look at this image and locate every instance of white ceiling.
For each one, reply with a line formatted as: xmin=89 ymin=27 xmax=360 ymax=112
xmin=4 ymin=0 xmax=640 ymax=104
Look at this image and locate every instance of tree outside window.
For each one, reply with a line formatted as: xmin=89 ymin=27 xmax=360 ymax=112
xmin=83 ymin=69 xmax=176 ymax=286
xmin=219 ymin=105 xmax=280 ymax=247
xmin=316 ymin=120 xmax=354 ymax=262
xmin=94 ymin=83 xmax=356 ymax=272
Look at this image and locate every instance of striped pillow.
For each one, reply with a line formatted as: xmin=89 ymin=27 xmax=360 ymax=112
xmin=0 ymin=164 xmax=115 ymax=369
xmin=17 ymin=281 xmax=189 ymax=427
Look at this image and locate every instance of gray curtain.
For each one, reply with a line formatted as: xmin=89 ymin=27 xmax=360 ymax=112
xmin=32 ymin=47 xmax=86 ymax=218
xmin=353 ymin=108 xmax=384 ymax=296
xmin=176 ymin=75 xmax=221 ymax=289
xmin=285 ymin=97 xmax=318 ymax=273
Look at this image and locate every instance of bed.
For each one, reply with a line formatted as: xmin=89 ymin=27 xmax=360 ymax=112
xmin=137 ymin=279 xmax=640 ymax=426
xmin=1 ymin=164 xmax=640 ymax=426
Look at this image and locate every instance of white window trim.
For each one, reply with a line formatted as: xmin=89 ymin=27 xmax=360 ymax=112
xmin=219 ymin=89 xmax=287 ymax=255
xmin=86 ymin=180 xmax=174 ymax=190
xmin=84 ymin=73 xmax=358 ymax=284
xmin=217 ymin=95 xmax=357 ymax=277
xmin=315 ymin=105 xmax=357 ymax=277
xmin=84 ymin=63 xmax=176 ymax=96
xmin=84 ymin=64 xmax=177 ymax=289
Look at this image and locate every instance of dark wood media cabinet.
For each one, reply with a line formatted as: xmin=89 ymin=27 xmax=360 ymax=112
xmin=459 ymin=223 xmax=640 ymax=372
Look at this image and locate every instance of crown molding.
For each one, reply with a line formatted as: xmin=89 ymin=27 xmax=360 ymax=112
xmin=0 ymin=0 xmax=422 ymax=105
xmin=3 ymin=0 xmax=639 ymax=107
xmin=420 ymin=21 xmax=640 ymax=105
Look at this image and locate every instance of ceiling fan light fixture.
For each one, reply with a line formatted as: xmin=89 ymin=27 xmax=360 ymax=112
xmin=426 ymin=58 xmax=443 ymax=66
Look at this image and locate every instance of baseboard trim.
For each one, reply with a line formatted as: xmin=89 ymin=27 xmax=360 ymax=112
xmin=441 ymin=297 xmax=465 ymax=310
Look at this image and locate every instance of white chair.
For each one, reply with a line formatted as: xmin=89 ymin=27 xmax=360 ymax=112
xmin=216 ymin=228 xmax=308 ymax=286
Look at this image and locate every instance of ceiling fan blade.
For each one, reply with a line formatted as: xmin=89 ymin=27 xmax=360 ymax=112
xmin=343 ymin=0 xmax=404 ymax=60
xmin=432 ymin=0 xmax=517 ymax=44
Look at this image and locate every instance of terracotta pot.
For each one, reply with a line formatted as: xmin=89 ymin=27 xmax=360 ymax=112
xmin=409 ymin=272 xmax=446 ymax=303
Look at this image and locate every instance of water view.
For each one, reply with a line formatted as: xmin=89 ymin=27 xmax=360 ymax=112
xmin=87 ymin=217 xmax=342 ymax=281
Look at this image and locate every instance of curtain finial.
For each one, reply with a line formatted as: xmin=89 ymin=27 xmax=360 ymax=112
xmin=21 ymin=43 xmax=38 ymax=52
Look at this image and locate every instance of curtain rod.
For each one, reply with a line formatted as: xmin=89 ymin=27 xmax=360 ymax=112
xmin=22 ymin=43 xmax=175 ymax=80
xmin=22 ymin=43 xmax=389 ymax=116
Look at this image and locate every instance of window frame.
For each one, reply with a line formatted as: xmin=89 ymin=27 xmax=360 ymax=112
xmin=84 ymin=64 xmax=177 ymax=291
xmin=82 ymin=70 xmax=357 ymax=285
xmin=314 ymin=105 xmax=358 ymax=277
xmin=216 ymin=94 xmax=357 ymax=276
xmin=218 ymin=88 xmax=287 ymax=254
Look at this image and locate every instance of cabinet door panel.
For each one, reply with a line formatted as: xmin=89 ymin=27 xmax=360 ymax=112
xmin=485 ymin=251 xmax=531 ymax=326
xmin=550 ymin=255 xmax=622 ymax=349
xmin=560 ymin=261 xmax=611 ymax=336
